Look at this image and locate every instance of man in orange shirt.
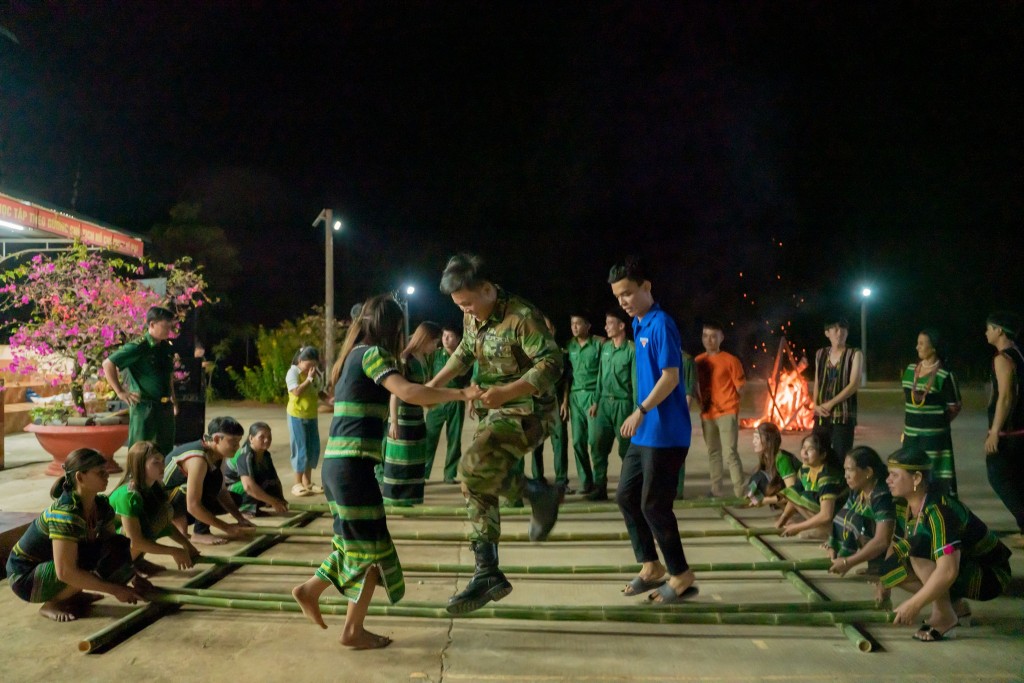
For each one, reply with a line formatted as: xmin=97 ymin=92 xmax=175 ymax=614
xmin=695 ymin=322 xmax=746 ymax=497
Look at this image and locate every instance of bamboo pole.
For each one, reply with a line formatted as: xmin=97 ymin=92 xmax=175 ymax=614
xmin=287 ymin=498 xmax=746 ymax=516
xmin=158 ymin=586 xmax=888 ymax=615
xmin=78 ymin=511 xmax=321 ymax=654
xmin=720 ymin=509 xmax=880 ymax=653
xmin=146 ymin=591 xmax=894 ymax=626
xmin=239 ymin=526 xmax=782 ymax=542
xmin=196 ymin=554 xmax=832 ymax=574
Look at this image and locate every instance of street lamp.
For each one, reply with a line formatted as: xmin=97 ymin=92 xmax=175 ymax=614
xmin=313 ymin=209 xmax=342 ymax=367
xmin=860 ymin=286 xmax=872 ymax=387
xmin=397 ymin=284 xmax=416 ymax=340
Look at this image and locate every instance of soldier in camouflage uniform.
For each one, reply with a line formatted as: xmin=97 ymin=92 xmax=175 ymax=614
xmin=427 ymin=254 xmax=564 ymax=614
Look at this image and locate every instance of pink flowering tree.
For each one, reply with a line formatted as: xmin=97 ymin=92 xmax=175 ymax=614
xmin=0 ymin=242 xmax=212 ymax=415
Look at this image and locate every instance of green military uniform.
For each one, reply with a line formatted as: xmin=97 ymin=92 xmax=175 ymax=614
xmin=591 ymin=338 xmax=635 ymax=491
xmin=677 ymin=350 xmax=697 ymax=498
xmin=445 ymin=288 xmax=562 ymax=543
xmin=424 ymin=347 xmax=470 ymax=482
xmin=107 ymin=333 xmax=176 ymax=455
xmin=566 ymin=336 xmax=600 ymax=490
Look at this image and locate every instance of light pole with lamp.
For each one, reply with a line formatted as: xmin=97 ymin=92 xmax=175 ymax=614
xmin=397 ymin=285 xmax=416 ymax=340
xmin=312 ymin=209 xmax=343 ymax=368
xmin=859 ymin=286 xmax=872 ymax=387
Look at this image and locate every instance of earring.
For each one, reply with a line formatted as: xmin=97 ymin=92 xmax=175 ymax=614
xmin=913 ymin=482 xmax=918 ymax=492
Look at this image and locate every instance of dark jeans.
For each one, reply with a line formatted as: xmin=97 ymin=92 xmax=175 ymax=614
xmin=816 ymin=420 xmax=856 ymax=460
xmin=191 ymin=498 xmax=227 ymax=535
xmin=616 ymin=444 xmax=690 ymax=576
xmin=987 ymin=436 xmax=1024 ymax=532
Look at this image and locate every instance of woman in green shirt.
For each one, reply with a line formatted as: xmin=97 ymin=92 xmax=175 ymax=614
xmin=745 ymin=422 xmax=799 ymax=507
xmin=109 ymin=441 xmax=198 ymax=573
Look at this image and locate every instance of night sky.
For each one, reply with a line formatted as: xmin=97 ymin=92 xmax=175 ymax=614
xmin=1 ymin=2 xmax=1022 ymax=380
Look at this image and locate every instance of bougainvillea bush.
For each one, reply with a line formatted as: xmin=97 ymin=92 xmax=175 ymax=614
xmin=0 ymin=242 xmax=211 ymax=414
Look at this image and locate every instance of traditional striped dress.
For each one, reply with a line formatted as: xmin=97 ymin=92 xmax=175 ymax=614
xmin=316 ymin=345 xmax=405 ymax=603
xmin=381 ymin=355 xmax=428 ymax=505
xmin=901 ymin=363 xmax=962 ymax=496
xmin=780 ymin=461 xmax=847 ymax=513
xmin=880 ymin=493 xmax=1011 ymax=601
xmin=829 ymin=479 xmax=895 ymax=571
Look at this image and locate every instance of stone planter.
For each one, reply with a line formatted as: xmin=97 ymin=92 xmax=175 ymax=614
xmin=24 ymin=423 xmax=128 ymax=475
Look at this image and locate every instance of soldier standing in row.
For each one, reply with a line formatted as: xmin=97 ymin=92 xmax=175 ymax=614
xmin=587 ymin=311 xmax=634 ymax=501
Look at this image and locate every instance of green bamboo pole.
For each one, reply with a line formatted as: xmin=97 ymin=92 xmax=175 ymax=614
xmin=196 ymin=554 xmax=832 ymax=574
xmin=78 ymin=511 xmax=321 ymax=654
xmin=147 ymin=591 xmax=894 ymax=626
xmin=720 ymin=509 xmax=880 ymax=653
xmin=287 ymin=498 xmax=746 ymax=516
xmin=159 ymin=586 xmax=887 ymax=615
xmin=239 ymin=526 xmax=782 ymax=542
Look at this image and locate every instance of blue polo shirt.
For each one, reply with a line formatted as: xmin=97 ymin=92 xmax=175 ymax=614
xmin=632 ymin=303 xmax=691 ymax=448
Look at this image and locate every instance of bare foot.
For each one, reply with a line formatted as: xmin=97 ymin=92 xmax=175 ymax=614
xmin=39 ymin=601 xmax=79 ymax=622
xmin=292 ymin=584 xmax=327 ymax=629
xmin=134 ymin=557 xmax=166 ymax=576
xmin=340 ymin=629 xmax=392 ymax=650
xmin=190 ymin=533 xmax=228 ymax=546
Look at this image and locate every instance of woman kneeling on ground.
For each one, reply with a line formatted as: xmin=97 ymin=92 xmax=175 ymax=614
xmin=826 ymin=446 xmax=894 ymax=577
xmin=776 ymin=431 xmax=847 ymax=539
xmin=881 ymin=447 xmax=1012 ymax=642
xmin=109 ymin=441 xmax=199 ymax=575
xmin=6 ymin=448 xmax=147 ymax=621
xmin=745 ymin=422 xmax=799 ymax=508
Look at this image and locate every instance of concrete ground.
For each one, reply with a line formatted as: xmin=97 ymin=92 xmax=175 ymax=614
xmin=1 ymin=384 xmax=1022 ymax=683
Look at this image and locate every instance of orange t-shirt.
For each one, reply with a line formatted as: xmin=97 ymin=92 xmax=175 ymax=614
xmin=695 ymin=351 xmax=745 ymax=420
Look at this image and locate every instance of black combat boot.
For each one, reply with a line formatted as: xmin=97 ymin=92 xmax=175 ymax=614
xmin=445 ymin=541 xmax=513 ymax=615
xmin=524 ymin=477 xmax=562 ymax=541
xmin=584 ymin=480 xmax=608 ymax=501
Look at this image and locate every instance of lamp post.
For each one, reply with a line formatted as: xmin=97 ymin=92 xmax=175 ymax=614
xmin=860 ymin=286 xmax=872 ymax=387
xmin=312 ymin=209 xmax=343 ymax=367
xmin=399 ymin=285 xmax=416 ymax=340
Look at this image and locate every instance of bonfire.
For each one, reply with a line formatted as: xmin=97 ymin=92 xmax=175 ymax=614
xmin=741 ymin=337 xmax=815 ymax=432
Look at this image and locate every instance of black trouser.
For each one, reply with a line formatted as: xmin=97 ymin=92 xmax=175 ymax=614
xmin=616 ymin=444 xmax=689 ymax=576
xmin=816 ymin=420 xmax=856 ymax=460
xmin=191 ymin=497 xmax=227 ymax=535
xmin=987 ymin=435 xmax=1024 ymax=533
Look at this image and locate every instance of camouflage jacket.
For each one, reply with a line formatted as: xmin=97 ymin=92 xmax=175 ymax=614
xmin=449 ymin=287 xmax=562 ymax=416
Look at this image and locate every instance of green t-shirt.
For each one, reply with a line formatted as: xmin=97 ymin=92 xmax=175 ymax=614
xmin=109 ymin=482 xmax=176 ymax=540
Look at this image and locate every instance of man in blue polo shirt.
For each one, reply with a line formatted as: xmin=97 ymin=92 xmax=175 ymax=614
xmin=608 ymin=256 xmax=698 ymax=603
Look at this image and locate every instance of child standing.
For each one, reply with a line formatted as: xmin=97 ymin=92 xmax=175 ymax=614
xmin=286 ymin=346 xmax=329 ymax=497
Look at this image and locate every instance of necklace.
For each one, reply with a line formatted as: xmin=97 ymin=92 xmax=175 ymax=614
xmin=910 ymin=362 xmax=939 ymax=407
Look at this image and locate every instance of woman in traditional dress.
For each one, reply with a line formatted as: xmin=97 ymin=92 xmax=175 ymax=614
xmin=881 ymin=447 xmax=1011 ymax=641
xmin=381 ymin=321 xmax=442 ymax=506
xmin=826 ymin=446 xmax=894 ymax=576
xmin=901 ymin=329 xmax=962 ymax=496
xmin=6 ymin=448 xmax=145 ymax=621
xmin=291 ymin=294 xmax=480 ymax=650
xmin=776 ymin=431 xmax=847 ymax=539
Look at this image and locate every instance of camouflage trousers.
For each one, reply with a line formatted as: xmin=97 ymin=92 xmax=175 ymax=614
xmin=459 ymin=410 xmax=546 ymax=543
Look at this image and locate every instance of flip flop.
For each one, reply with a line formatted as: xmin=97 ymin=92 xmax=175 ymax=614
xmin=913 ymin=623 xmax=957 ymax=642
xmin=647 ymin=582 xmax=700 ymax=604
xmin=622 ymin=575 xmax=666 ymax=596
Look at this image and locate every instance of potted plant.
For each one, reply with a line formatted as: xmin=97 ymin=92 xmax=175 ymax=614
xmin=0 ymin=243 xmax=211 ymax=474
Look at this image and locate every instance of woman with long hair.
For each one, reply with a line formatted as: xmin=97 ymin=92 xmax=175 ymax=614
xmin=744 ymin=422 xmax=800 ymax=507
xmin=6 ymin=448 xmax=145 ymax=621
xmin=109 ymin=441 xmax=198 ymax=574
xmin=381 ymin=321 xmax=442 ymax=506
xmin=291 ymin=294 xmax=480 ymax=650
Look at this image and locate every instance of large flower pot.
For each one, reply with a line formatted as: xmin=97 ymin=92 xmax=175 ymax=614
xmin=24 ymin=423 xmax=128 ymax=475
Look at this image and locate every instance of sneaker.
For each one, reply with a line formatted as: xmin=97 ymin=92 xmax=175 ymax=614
xmin=291 ymin=483 xmax=312 ymax=497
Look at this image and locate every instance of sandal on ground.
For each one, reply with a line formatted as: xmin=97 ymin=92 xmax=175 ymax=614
xmin=307 ymin=484 xmax=324 ymax=495
xmin=622 ymin=575 xmax=666 ymax=596
xmin=291 ymin=484 xmax=312 ymax=497
xmin=647 ymin=582 xmax=700 ymax=604
xmin=914 ymin=623 xmax=957 ymax=642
